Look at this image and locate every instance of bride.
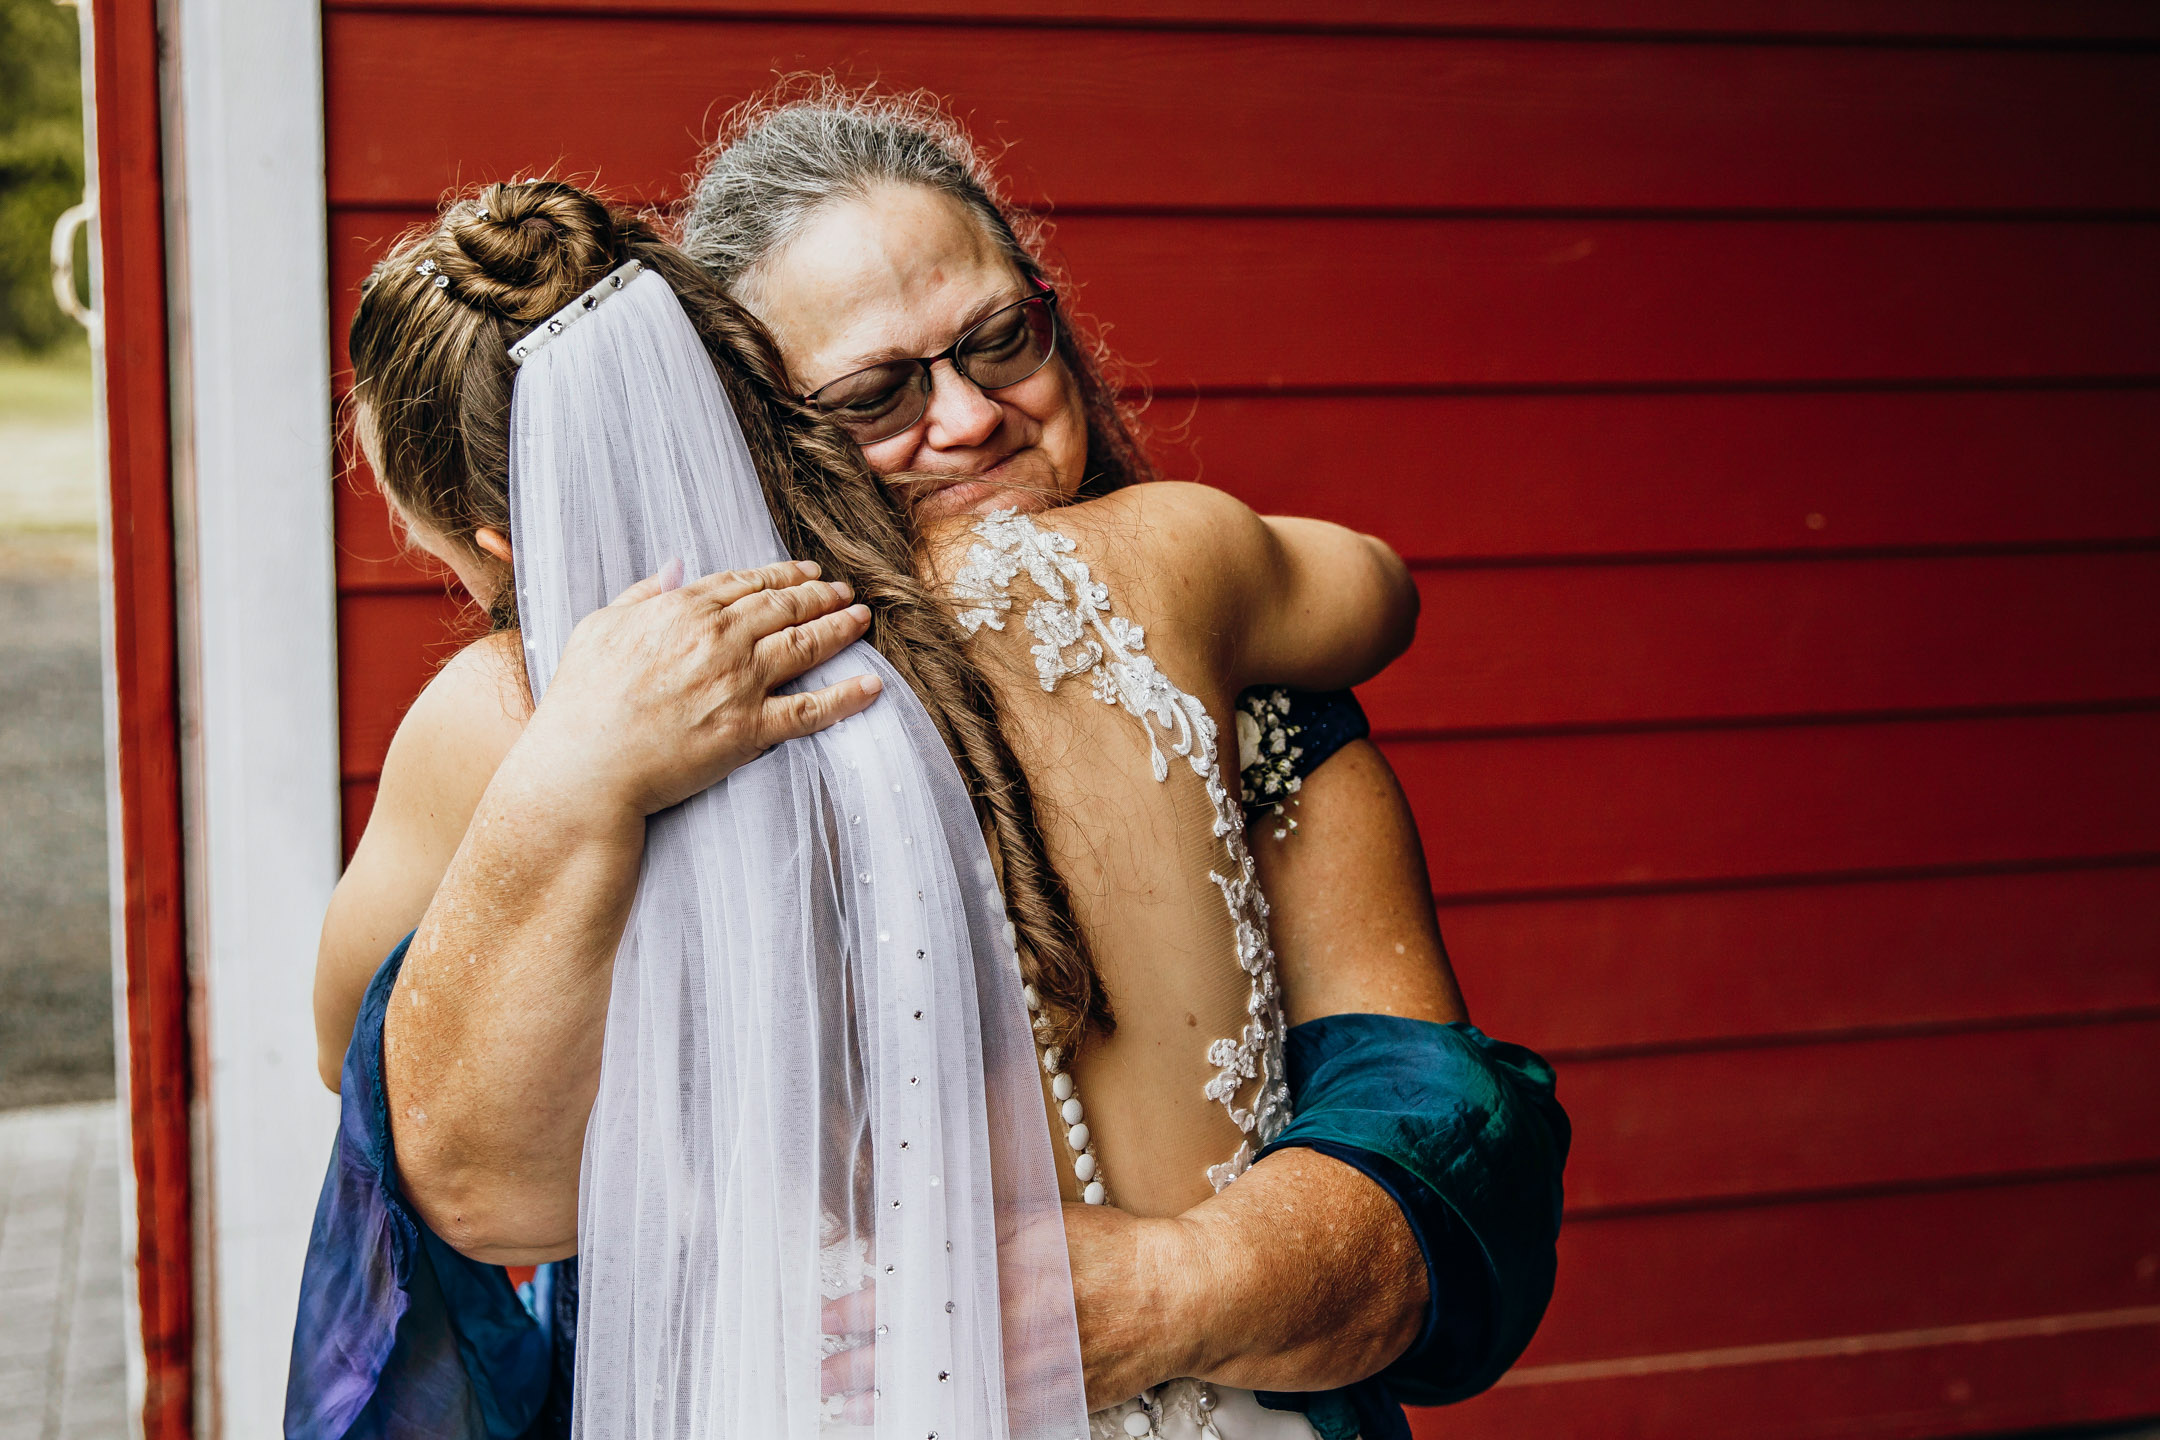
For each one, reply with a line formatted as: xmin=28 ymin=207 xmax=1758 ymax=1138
xmin=289 ymin=179 xmax=1426 ymax=1440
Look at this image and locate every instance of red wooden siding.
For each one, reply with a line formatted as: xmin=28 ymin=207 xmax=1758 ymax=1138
xmin=317 ymin=6 xmax=2160 ymax=1436
xmin=90 ymin=0 xmax=196 ymax=1433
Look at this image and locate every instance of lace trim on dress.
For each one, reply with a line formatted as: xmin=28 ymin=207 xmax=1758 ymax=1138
xmin=952 ymin=509 xmax=1290 ymax=1191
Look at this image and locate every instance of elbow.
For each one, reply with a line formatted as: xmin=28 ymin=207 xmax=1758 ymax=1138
xmin=310 ymin=986 xmax=348 ymax=1093
xmin=400 ymin=1145 xmax=576 ymax=1266
xmin=1368 ymin=533 xmax=1419 ymax=662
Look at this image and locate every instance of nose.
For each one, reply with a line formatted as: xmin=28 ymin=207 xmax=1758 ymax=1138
xmin=919 ymin=358 xmax=1003 ymax=452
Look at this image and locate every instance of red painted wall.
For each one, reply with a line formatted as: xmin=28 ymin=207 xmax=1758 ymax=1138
xmin=89 ymin=0 xmax=195 ymax=1432
xmin=319 ymin=5 xmax=2160 ymax=1435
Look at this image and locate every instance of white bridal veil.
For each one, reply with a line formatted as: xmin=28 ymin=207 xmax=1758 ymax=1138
xmin=506 ymin=262 xmax=1089 ymax=1440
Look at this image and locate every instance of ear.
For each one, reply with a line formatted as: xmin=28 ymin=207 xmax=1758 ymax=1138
xmin=472 ymin=526 xmax=514 ymax=565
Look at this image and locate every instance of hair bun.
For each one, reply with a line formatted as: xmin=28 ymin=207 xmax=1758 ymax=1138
xmin=439 ymin=180 xmax=619 ymax=323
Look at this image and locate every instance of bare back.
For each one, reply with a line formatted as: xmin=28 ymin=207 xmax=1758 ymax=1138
xmin=928 ymin=496 xmax=1296 ymax=1218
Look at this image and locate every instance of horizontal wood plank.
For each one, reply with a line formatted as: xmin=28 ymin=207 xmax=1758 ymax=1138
xmin=1518 ymin=1168 xmax=2160 ymax=1364
xmin=1386 ymin=711 xmax=2160 ymax=898
xmin=1446 ymin=865 xmax=2160 ymax=1055
xmin=323 ymin=0 xmax=2160 ymax=44
xmin=321 ymin=14 xmax=2160 ymax=211
xmin=335 ymin=385 xmax=2160 ymax=578
xmin=338 ymin=548 xmax=2160 ymax=752
xmin=1559 ymin=1018 xmax=2160 ymax=1211
xmin=1186 ymin=389 xmax=2160 ymax=561
xmin=1431 ymin=1321 xmax=2160 ymax=1439
xmin=329 ymin=209 xmax=2160 ymax=390
xmin=1363 ymin=551 xmax=2160 ymax=733
xmin=336 ymin=623 xmax=2160 ymax=883
xmin=1059 ymin=217 xmax=2160 ymax=390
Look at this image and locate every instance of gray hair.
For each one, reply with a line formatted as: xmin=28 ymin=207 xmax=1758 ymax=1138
xmin=680 ymin=82 xmax=1156 ymax=494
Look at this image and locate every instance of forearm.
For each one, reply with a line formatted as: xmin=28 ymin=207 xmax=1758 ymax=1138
xmin=384 ymin=731 xmax=644 ymax=1264
xmin=1183 ymin=1147 xmax=1424 ymax=1388
xmin=1076 ymin=1148 xmax=1425 ymax=1405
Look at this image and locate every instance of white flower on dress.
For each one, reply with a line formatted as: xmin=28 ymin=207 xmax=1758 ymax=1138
xmin=1235 ymin=709 xmax=1262 ymax=772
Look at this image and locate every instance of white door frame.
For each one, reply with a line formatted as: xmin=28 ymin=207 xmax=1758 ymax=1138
xmin=161 ymin=0 xmax=342 ymax=1432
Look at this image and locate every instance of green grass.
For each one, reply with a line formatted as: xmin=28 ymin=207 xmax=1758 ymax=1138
xmin=0 ymin=337 xmax=90 ymax=422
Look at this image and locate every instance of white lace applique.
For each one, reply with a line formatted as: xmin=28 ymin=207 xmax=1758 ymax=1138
xmin=952 ymin=509 xmax=1290 ymax=1191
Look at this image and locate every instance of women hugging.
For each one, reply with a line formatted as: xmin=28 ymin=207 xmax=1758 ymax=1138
xmin=287 ymin=85 xmax=1567 ymax=1440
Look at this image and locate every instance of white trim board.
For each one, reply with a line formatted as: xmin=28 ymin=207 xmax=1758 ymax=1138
xmin=164 ymin=2 xmax=342 ymax=1433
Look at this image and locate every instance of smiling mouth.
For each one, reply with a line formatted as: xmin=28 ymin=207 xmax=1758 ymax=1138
xmin=916 ymin=477 xmax=1002 ymax=513
xmin=903 ymin=448 xmax=1057 ymax=521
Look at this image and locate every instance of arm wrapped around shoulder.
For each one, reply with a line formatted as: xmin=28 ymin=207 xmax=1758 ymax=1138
xmin=1258 ymin=1013 xmax=1571 ymax=1407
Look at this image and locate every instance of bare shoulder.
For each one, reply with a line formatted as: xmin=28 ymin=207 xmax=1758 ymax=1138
xmin=318 ymin=629 xmax=535 ymax=1084
xmin=921 ymin=483 xmax=1263 ymax=615
xmin=373 ymin=629 xmax=532 ymax=836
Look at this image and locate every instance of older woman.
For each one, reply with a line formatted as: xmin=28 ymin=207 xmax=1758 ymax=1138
xmin=304 ymin=94 xmax=1564 ymax=1440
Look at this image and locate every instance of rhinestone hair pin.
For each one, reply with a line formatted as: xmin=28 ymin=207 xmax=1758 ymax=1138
xmin=507 ymin=259 xmax=644 ymax=366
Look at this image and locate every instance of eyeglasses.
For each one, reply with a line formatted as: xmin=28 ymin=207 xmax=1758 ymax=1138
xmin=801 ymin=292 xmax=1059 ymax=445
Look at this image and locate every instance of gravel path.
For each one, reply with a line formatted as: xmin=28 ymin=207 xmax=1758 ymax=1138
xmin=0 ymin=538 xmax=110 ymax=1111
xmin=0 ymin=351 xmax=112 ymax=1112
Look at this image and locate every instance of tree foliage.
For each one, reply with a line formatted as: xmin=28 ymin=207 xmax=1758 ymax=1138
xmin=0 ymin=0 xmax=86 ymax=353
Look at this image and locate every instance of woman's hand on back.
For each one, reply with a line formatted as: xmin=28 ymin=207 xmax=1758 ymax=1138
xmin=377 ymin=561 xmax=882 ymax=1258
xmin=521 ymin=558 xmax=883 ymax=818
xmin=314 ymin=558 xmax=878 ymax=1096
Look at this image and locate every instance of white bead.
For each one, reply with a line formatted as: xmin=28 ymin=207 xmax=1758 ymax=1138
xmin=1066 ymin=1123 xmax=1089 ymax=1152
xmin=1085 ymin=1181 xmax=1108 ymax=1208
xmin=1004 ymin=919 xmax=1017 ymax=947
xmin=1073 ymin=1153 xmax=1096 ymax=1183
xmin=1122 ymin=1409 xmax=1151 ymax=1435
xmin=1060 ymin=1098 xmax=1084 ymax=1125
xmin=1022 ymin=985 xmax=1041 ymax=1012
xmin=1051 ymin=1073 xmax=1074 ymax=1101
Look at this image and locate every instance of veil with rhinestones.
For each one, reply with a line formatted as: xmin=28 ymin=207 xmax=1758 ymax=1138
xmin=506 ymin=262 xmax=1087 ymax=1440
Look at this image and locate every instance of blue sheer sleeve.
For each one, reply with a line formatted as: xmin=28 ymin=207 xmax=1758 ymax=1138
xmin=1255 ymin=1014 xmax=1570 ymax=1432
xmin=285 ymin=934 xmax=558 ymax=1440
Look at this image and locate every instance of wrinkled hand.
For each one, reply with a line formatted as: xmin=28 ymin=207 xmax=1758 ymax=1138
xmin=521 ymin=559 xmax=881 ymax=816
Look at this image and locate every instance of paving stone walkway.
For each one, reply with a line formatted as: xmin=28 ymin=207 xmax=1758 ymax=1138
xmin=0 ymin=1103 xmax=126 ymax=1440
